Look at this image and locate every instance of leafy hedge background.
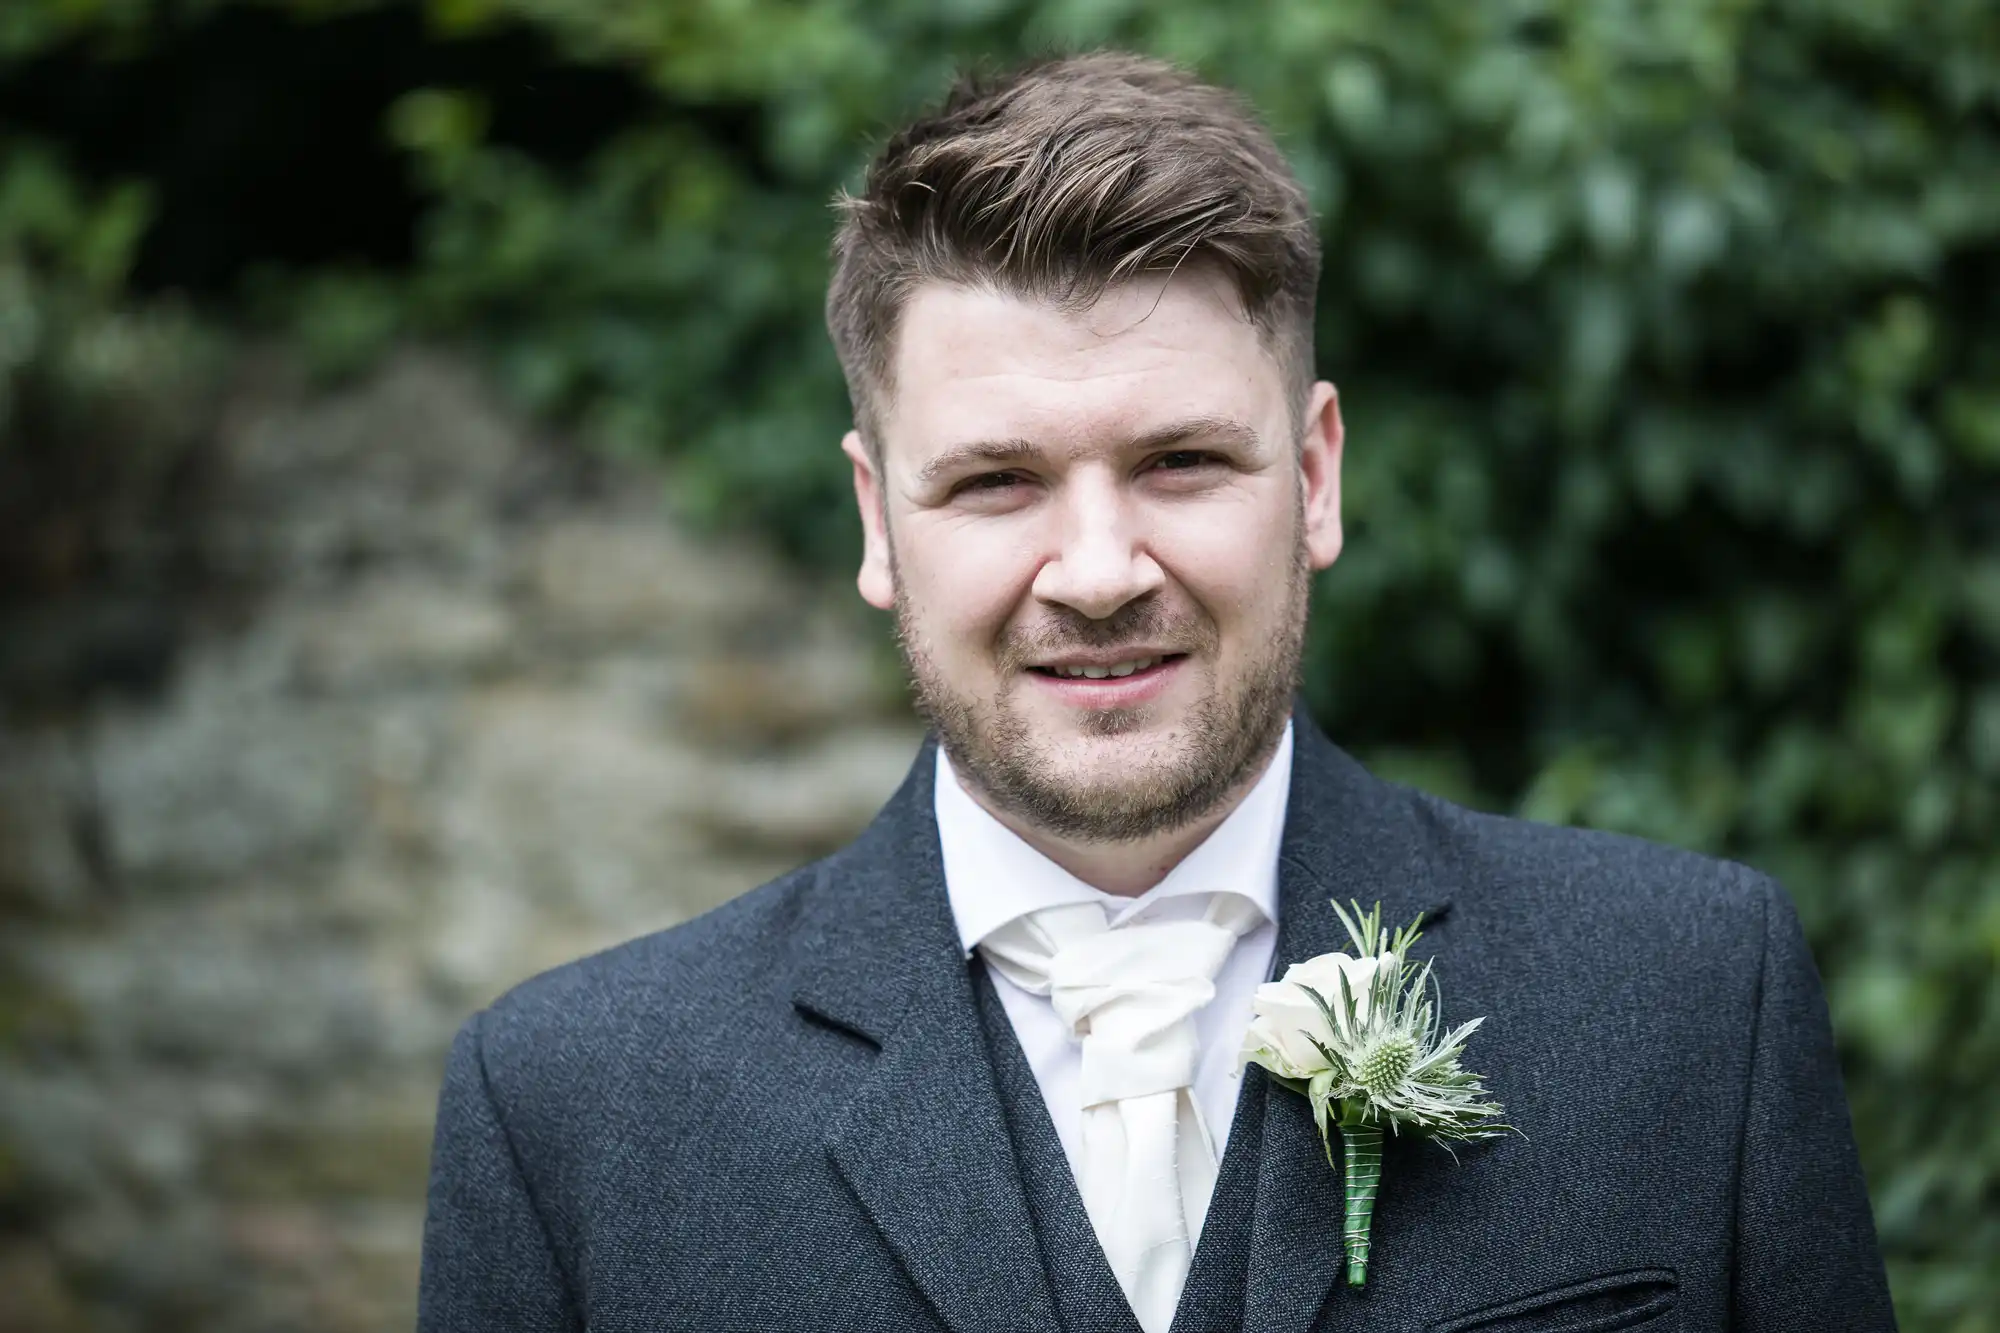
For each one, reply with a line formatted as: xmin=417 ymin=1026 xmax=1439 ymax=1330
xmin=5 ymin=0 xmax=1997 ymax=1326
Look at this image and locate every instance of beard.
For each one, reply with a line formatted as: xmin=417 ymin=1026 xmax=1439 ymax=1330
xmin=893 ymin=532 xmax=1309 ymax=844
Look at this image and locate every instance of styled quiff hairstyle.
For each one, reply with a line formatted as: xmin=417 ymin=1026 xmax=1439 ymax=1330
xmin=826 ymin=52 xmax=1321 ymax=453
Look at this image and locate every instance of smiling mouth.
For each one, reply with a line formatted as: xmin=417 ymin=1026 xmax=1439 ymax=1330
xmin=1028 ymin=653 xmax=1185 ymax=680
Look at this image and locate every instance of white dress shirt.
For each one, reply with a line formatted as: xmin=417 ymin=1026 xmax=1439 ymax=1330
xmin=935 ymin=723 xmax=1290 ymax=1169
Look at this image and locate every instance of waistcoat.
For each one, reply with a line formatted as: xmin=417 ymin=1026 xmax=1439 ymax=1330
xmin=970 ymin=961 xmax=1267 ymax=1333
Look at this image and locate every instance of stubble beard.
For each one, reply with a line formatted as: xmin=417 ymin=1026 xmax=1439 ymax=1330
xmin=893 ymin=536 xmax=1309 ymax=844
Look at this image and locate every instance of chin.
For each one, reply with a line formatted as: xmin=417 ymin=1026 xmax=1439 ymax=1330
xmin=995 ymin=743 xmax=1237 ymax=844
xmin=1035 ymin=724 xmax=1196 ymax=780
xmin=1036 ymin=706 xmax=1177 ymax=747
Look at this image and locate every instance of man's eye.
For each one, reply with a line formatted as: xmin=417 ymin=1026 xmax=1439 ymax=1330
xmin=960 ymin=471 xmax=1024 ymax=493
xmin=1152 ymin=450 xmax=1214 ymax=471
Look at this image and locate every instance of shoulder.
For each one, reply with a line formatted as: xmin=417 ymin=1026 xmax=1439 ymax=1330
xmin=1351 ymin=778 xmax=1807 ymax=1074
xmin=1412 ymin=784 xmax=1777 ymax=916
xmin=1294 ymin=720 xmax=1782 ymax=938
xmin=454 ymin=745 xmax=934 ymax=1125
xmin=460 ymin=853 xmax=832 ymax=1102
xmin=1366 ymin=774 xmax=1792 ymax=990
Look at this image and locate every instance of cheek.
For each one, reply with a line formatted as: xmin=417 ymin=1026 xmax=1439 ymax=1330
xmin=1153 ymin=495 xmax=1297 ymax=627
xmin=897 ymin=516 xmax=1040 ymax=644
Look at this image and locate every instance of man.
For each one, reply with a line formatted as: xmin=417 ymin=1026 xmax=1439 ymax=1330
xmin=418 ymin=53 xmax=1894 ymax=1333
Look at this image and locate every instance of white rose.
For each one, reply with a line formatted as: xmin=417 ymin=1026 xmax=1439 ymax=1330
xmin=1282 ymin=950 xmax=1395 ymax=1031
xmin=1240 ymin=949 xmax=1398 ymax=1078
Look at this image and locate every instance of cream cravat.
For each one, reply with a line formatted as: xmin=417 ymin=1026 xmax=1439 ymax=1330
xmin=978 ymin=895 xmax=1262 ymax=1333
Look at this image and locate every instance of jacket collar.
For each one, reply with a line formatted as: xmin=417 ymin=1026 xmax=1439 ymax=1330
xmin=793 ymin=741 xmax=1064 ymax=1333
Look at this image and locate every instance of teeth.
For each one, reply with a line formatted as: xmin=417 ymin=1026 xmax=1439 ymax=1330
xmin=1055 ymin=656 xmax=1158 ymax=679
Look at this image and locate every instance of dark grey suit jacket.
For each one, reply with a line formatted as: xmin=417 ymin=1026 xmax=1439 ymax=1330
xmin=418 ymin=714 xmax=1895 ymax=1332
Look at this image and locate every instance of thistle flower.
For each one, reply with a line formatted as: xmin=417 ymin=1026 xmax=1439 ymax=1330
xmin=1241 ymin=901 xmax=1509 ymax=1288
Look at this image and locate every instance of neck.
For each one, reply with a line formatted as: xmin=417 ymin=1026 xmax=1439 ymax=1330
xmin=960 ymin=733 xmax=1289 ymax=898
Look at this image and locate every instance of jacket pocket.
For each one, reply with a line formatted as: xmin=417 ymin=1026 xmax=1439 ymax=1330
xmin=1427 ymin=1267 xmax=1678 ymax=1333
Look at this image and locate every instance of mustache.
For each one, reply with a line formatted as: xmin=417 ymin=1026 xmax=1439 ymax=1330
xmin=996 ymin=596 xmax=1216 ymax=669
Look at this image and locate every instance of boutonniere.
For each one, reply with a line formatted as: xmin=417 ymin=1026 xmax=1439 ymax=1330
xmin=1240 ymin=901 xmax=1509 ymax=1288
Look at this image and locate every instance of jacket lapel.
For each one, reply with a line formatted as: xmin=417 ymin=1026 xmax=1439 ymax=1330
xmin=794 ymin=742 xmax=1063 ymax=1333
xmin=1244 ymin=714 xmax=1455 ymax=1333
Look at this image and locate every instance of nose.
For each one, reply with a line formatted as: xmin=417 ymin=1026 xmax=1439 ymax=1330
xmin=1029 ymin=472 xmax=1165 ymax=620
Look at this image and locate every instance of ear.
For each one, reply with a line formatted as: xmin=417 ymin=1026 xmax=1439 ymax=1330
xmin=1298 ymin=381 xmax=1345 ymax=570
xmin=844 ymin=430 xmax=896 ymax=609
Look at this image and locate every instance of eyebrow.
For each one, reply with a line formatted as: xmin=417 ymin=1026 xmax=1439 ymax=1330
xmin=913 ymin=414 xmax=1263 ymax=488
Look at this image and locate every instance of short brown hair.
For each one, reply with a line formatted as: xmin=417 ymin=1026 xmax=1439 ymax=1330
xmin=826 ymin=52 xmax=1321 ymax=451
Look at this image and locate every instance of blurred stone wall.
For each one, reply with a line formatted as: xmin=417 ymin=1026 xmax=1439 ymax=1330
xmin=0 ymin=350 xmax=921 ymax=1332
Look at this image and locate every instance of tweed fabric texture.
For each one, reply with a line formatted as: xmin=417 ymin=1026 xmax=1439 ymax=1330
xmin=972 ymin=961 xmax=1145 ymax=1333
xmin=417 ymin=709 xmax=1896 ymax=1332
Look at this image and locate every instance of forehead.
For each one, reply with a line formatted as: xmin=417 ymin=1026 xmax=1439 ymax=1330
xmin=878 ymin=269 xmax=1288 ymax=465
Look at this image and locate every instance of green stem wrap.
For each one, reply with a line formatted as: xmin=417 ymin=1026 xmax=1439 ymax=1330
xmin=1339 ymin=1123 xmax=1384 ymax=1287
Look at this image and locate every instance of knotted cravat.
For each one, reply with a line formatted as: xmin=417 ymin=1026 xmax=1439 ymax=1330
xmin=978 ymin=895 xmax=1262 ymax=1333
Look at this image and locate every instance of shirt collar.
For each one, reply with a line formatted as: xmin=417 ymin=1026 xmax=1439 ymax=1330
xmin=935 ymin=722 xmax=1292 ymax=956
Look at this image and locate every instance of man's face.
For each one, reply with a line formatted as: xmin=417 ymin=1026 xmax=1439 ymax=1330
xmin=844 ymin=268 xmax=1344 ymax=842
